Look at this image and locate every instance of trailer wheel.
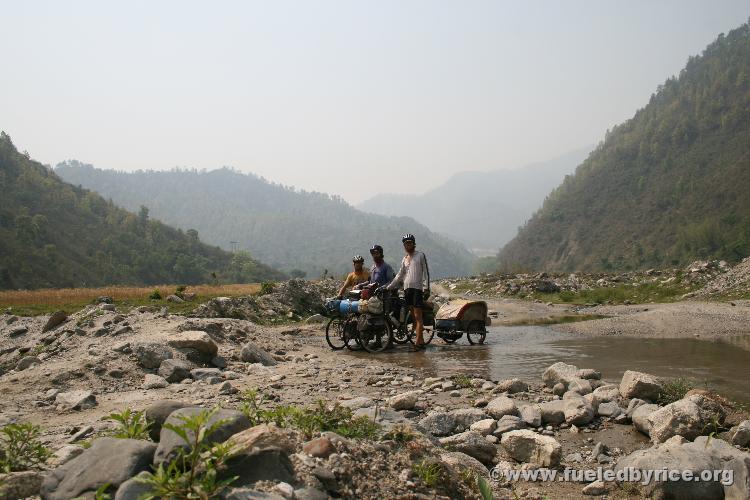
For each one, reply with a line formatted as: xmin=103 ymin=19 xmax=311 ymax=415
xmin=466 ymin=320 xmax=487 ymax=345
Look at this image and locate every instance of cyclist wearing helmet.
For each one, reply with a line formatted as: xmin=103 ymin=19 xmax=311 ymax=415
xmin=387 ymin=234 xmax=431 ymax=349
xmin=337 ymin=255 xmax=371 ymax=299
xmin=367 ymin=244 xmax=396 ymax=287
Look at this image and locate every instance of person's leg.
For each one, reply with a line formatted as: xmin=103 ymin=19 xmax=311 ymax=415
xmin=412 ymin=306 xmax=424 ymax=346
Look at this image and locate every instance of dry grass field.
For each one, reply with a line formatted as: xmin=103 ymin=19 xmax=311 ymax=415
xmin=0 ymin=283 xmax=262 ymax=316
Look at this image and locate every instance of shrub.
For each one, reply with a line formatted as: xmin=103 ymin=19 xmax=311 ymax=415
xmin=658 ymin=377 xmax=696 ymax=405
xmin=413 ymin=459 xmax=446 ymax=487
xmin=0 ymin=422 xmax=51 ymax=472
xmin=104 ymin=408 xmax=151 ymax=440
xmin=259 ymin=282 xmax=275 ymax=296
xmin=137 ymin=407 xmax=237 ymax=498
xmin=148 ymin=289 xmax=162 ymax=300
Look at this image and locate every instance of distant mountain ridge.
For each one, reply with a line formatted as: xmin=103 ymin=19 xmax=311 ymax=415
xmin=0 ymin=133 xmax=284 ymax=289
xmin=56 ymin=163 xmax=475 ymax=278
xmin=498 ymin=22 xmax=750 ymax=272
xmin=357 ymin=147 xmax=592 ymax=254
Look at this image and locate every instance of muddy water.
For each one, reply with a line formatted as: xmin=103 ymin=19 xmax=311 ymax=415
xmin=350 ymin=326 xmax=750 ymax=403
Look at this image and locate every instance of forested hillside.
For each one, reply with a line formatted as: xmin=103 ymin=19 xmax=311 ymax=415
xmin=55 ymin=164 xmax=475 ymax=278
xmin=0 ymin=133 xmax=285 ymax=289
xmin=358 ymin=147 xmax=590 ymax=254
xmin=498 ymin=22 xmax=750 ymax=272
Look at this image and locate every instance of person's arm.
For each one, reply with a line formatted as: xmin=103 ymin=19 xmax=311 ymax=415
xmin=420 ymin=253 xmax=430 ymax=295
xmin=386 ymin=259 xmax=406 ymax=290
xmin=338 ymin=274 xmax=353 ymax=298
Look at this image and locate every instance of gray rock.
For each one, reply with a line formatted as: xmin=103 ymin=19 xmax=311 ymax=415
xmin=135 ymin=343 xmax=173 ymax=369
xmin=154 ymin=408 xmax=251 ymax=465
xmin=438 ymin=431 xmax=498 ymax=464
xmin=486 ymin=396 xmax=518 ymax=419
xmin=631 ymin=403 xmax=659 ymax=436
xmin=55 ymin=390 xmax=97 ymax=410
xmin=563 ymin=397 xmax=595 ymax=426
xmin=582 ymin=480 xmax=607 ymax=496
xmin=614 ymin=436 xmax=724 ymax=500
xmin=305 ymin=314 xmax=325 ymax=323
xmin=440 ymin=451 xmax=490 ymax=477
xmin=339 ymin=397 xmax=375 ymax=410
xmin=144 ymin=400 xmax=193 ymax=442
xmin=493 ymin=415 xmax=526 ymax=436
xmin=567 ymin=378 xmax=593 ymax=395
xmin=619 ymin=370 xmax=663 ymax=401
xmin=0 ymin=471 xmax=43 ymax=499
xmin=16 ymin=355 xmax=41 ymax=371
xmin=222 ymin=449 xmax=296 ymax=487
xmin=190 ymin=367 xmax=223 ymax=381
xmin=240 ymin=342 xmax=277 ymax=366
xmin=725 ymin=455 xmax=750 ymax=500
xmin=43 ymin=311 xmax=68 ymax=332
xmin=223 ymin=488 xmax=286 ymax=499
xmin=157 ymin=359 xmax=196 ymax=383
xmin=552 ymin=382 xmax=566 ymax=396
xmin=577 ymin=369 xmax=601 ymax=380
xmin=219 ymin=381 xmax=239 ymax=394
xmin=419 ymin=412 xmax=457 ymax=436
xmin=9 ymin=326 xmax=28 ymax=337
xmin=293 ymin=488 xmax=328 ymax=500
xmin=540 ymin=400 xmax=567 ymax=425
xmin=729 ymin=420 xmax=750 ymax=447
xmin=388 ymin=390 xmax=421 ymax=411
xmin=448 ymin=408 xmax=488 ymax=429
xmin=519 ymin=404 xmax=542 ymax=427
xmin=495 ymin=378 xmax=529 ymax=393
xmin=592 ymin=384 xmax=620 ymax=403
xmin=167 ymin=330 xmax=218 ymax=356
xmin=143 ymin=374 xmax=169 ymax=389
xmin=542 ymin=362 xmax=578 ymax=389
xmin=166 ymin=294 xmax=185 ymax=303
xmin=501 ymin=429 xmax=561 ymax=467
xmin=40 ymin=438 xmax=155 ymax=500
xmin=114 ymin=471 xmax=152 ymax=500
xmin=470 ymin=419 xmax=497 ymax=436
xmin=597 ymin=401 xmax=622 ymax=418
xmin=646 ymin=394 xmax=726 ymax=443
xmin=625 ymin=398 xmax=647 ymax=418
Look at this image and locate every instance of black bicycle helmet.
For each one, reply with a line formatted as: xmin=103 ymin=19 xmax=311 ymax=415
xmin=352 ymin=255 xmax=365 ymax=263
xmin=369 ymin=244 xmax=384 ymax=255
xmin=402 ymin=233 xmax=416 ymax=243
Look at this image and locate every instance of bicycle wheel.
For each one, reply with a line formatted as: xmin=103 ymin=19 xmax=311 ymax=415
xmin=325 ymin=317 xmax=346 ymax=350
xmin=466 ymin=320 xmax=487 ymax=345
xmin=405 ymin=310 xmax=434 ymax=345
xmin=360 ymin=320 xmax=393 ymax=353
xmin=392 ymin=318 xmax=410 ymax=344
xmin=343 ymin=318 xmax=363 ymax=351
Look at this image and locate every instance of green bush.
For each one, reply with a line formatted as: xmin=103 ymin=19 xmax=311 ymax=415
xmin=137 ymin=407 xmax=237 ymax=499
xmin=104 ymin=408 xmax=151 ymax=440
xmin=148 ymin=289 xmax=162 ymax=300
xmin=413 ymin=459 xmax=446 ymax=488
xmin=0 ymin=422 xmax=51 ymax=472
xmin=658 ymin=377 xmax=696 ymax=405
xmin=259 ymin=282 xmax=275 ymax=296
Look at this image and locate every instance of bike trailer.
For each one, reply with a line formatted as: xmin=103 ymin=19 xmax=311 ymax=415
xmin=435 ymin=300 xmax=490 ymax=330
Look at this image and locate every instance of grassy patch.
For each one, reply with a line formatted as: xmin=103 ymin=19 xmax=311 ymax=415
xmin=450 ymin=374 xmax=473 ymax=389
xmin=506 ymin=314 xmax=608 ymax=326
xmin=658 ymin=377 xmax=697 ymax=405
xmin=413 ymin=459 xmax=447 ymax=488
xmin=0 ymin=283 xmax=261 ymax=317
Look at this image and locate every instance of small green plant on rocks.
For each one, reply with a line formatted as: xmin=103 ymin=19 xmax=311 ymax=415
xmin=137 ymin=407 xmax=237 ymax=499
xmin=0 ymin=422 xmax=51 ymax=472
xmin=382 ymin=424 xmax=417 ymax=445
xmin=658 ymin=377 xmax=696 ymax=405
xmin=104 ymin=408 xmax=151 ymax=440
xmin=451 ymin=374 xmax=473 ymax=389
xmin=412 ymin=459 xmax=446 ymax=488
xmin=459 ymin=470 xmax=493 ymax=500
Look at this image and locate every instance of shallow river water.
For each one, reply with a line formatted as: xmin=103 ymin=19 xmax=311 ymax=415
xmin=349 ymin=326 xmax=750 ymax=403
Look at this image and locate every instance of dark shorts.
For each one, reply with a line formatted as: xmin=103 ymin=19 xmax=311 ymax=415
xmin=404 ymin=288 xmax=424 ymax=308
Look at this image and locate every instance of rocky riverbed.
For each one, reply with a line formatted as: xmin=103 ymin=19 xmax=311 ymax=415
xmin=1 ymin=283 xmax=750 ymax=499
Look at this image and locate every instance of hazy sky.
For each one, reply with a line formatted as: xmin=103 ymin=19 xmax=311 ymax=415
xmin=2 ymin=1 xmax=748 ymax=204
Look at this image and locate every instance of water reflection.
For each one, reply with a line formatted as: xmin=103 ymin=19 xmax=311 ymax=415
xmin=346 ymin=326 xmax=750 ymax=403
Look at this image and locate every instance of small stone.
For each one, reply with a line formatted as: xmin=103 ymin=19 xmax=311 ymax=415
xmin=143 ymin=374 xmax=169 ymax=389
xmin=582 ymin=480 xmax=607 ymax=496
xmin=303 ymin=437 xmax=336 ymax=458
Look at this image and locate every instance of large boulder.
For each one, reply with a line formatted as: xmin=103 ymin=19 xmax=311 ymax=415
xmin=144 ymin=400 xmax=192 ymax=441
xmin=501 ymin=430 xmax=561 ymax=467
xmin=592 ymin=384 xmax=620 ymax=403
xmin=135 ymin=343 xmax=173 ymax=369
xmin=419 ymin=412 xmax=457 ymax=436
xmin=154 ymin=408 xmax=251 ymax=465
xmin=519 ymin=404 xmax=542 ymax=427
xmin=43 ymin=311 xmax=68 ymax=332
xmin=647 ymin=394 xmax=726 ymax=443
xmin=729 ymin=420 xmax=750 ymax=447
xmin=167 ymin=330 xmax=218 ymax=356
xmin=113 ymin=471 xmax=152 ymax=500
xmin=631 ymin=403 xmax=659 ymax=436
xmin=493 ymin=415 xmax=526 ymax=436
xmin=619 ymin=370 xmax=663 ymax=401
xmin=563 ymin=397 xmax=595 ymax=426
xmin=567 ymin=378 xmax=593 ymax=395
xmin=222 ymin=449 xmax=296 ymax=487
xmin=240 ymin=342 xmax=277 ymax=366
xmin=615 ymin=436 xmax=724 ymax=500
xmin=486 ymin=396 xmax=518 ymax=419
xmin=495 ymin=378 xmax=529 ymax=394
xmin=438 ymin=431 xmax=498 ymax=464
xmin=225 ymin=425 xmax=296 ymax=456
xmin=542 ymin=362 xmax=578 ymax=389
xmin=157 ymin=359 xmax=196 ymax=383
xmin=40 ymin=438 xmax=155 ymax=500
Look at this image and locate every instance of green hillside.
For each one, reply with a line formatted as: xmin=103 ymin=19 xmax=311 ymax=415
xmin=55 ymin=164 xmax=475 ymax=279
xmin=499 ymin=22 xmax=750 ymax=272
xmin=0 ymin=133 xmax=285 ymax=289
